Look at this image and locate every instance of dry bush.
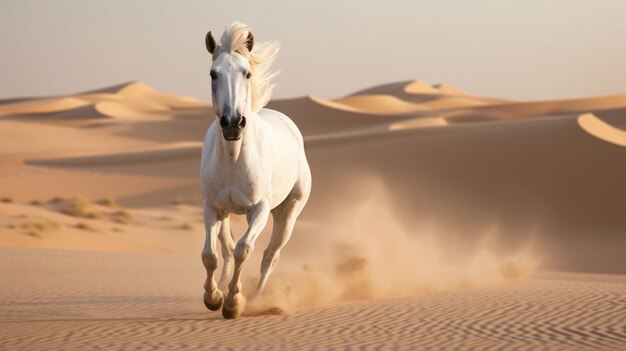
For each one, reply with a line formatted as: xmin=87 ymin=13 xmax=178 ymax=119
xmin=48 ymin=197 xmax=64 ymax=204
xmin=179 ymin=222 xmax=194 ymax=230
xmin=16 ymin=219 xmax=62 ymax=238
xmin=0 ymin=197 xmax=13 ymax=203
xmin=96 ymin=197 xmax=117 ymax=208
xmin=49 ymin=196 xmax=97 ymax=218
xmin=85 ymin=212 xmax=103 ymax=219
xmin=75 ymin=222 xmax=97 ymax=232
xmin=112 ymin=210 xmax=132 ymax=224
xmin=22 ymin=220 xmax=61 ymax=232
xmin=59 ymin=197 xmax=91 ymax=217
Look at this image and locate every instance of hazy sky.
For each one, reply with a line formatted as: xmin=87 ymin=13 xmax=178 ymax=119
xmin=2 ymin=1 xmax=626 ymax=102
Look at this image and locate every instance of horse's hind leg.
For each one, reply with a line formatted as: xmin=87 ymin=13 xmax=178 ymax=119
xmin=202 ymin=205 xmax=224 ymax=311
xmin=217 ymin=215 xmax=235 ymax=289
xmin=256 ymin=193 xmax=308 ymax=295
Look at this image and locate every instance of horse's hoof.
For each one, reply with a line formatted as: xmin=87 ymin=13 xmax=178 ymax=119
xmin=222 ymin=293 xmax=246 ymax=319
xmin=203 ymin=289 xmax=224 ymax=311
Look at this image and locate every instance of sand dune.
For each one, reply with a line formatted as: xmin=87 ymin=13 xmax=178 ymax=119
xmin=27 ymin=142 xmax=202 ymax=167
xmin=94 ymin=100 xmax=168 ymax=120
xmin=84 ymin=118 xmax=212 ymax=143
xmin=350 ymin=79 xmax=465 ymax=97
xmin=389 ymin=116 xmax=448 ymax=130
xmin=345 ymin=80 xmax=626 ymax=122
xmin=115 ymin=81 xmax=206 ymax=108
xmin=0 ymin=97 xmax=90 ymax=116
xmin=267 ymin=96 xmax=408 ymax=135
xmin=348 ymin=80 xmax=421 ymax=96
xmin=418 ymin=96 xmax=493 ymax=109
xmin=0 ymin=120 xmax=155 ymax=158
xmin=0 ymin=203 xmax=203 ymax=253
xmin=331 ymin=94 xmax=427 ymax=114
xmin=404 ymin=80 xmax=467 ymax=95
xmin=349 ymin=80 xmax=507 ymax=106
xmin=0 ymin=81 xmax=206 ymax=122
xmin=578 ymin=112 xmax=626 ymax=147
xmin=442 ymin=93 xmax=626 ymax=122
xmin=0 ymin=163 xmax=192 ymax=206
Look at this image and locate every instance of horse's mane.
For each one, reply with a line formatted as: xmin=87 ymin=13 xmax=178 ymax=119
xmin=218 ymin=22 xmax=280 ymax=112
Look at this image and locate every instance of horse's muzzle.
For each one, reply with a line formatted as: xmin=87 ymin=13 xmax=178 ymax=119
xmin=220 ymin=115 xmax=246 ymax=141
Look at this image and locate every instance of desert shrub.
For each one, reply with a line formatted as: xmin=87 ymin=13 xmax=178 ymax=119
xmin=29 ymin=200 xmax=44 ymax=206
xmin=85 ymin=212 xmax=103 ymax=219
xmin=17 ymin=219 xmax=62 ymax=238
xmin=22 ymin=220 xmax=61 ymax=232
xmin=112 ymin=210 xmax=132 ymax=224
xmin=96 ymin=197 xmax=117 ymax=208
xmin=58 ymin=197 xmax=91 ymax=217
xmin=179 ymin=222 xmax=194 ymax=230
xmin=0 ymin=197 xmax=13 ymax=203
xmin=48 ymin=197 xmax=64 ymax=204
xmin=75 ymin=222 xmax=97 ymax=231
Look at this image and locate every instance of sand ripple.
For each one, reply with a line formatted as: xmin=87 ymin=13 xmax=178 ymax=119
xmin=0 ymin=248 xmax=623 ymax=350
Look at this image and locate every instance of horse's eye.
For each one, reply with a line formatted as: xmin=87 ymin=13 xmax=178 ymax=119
xmin=210 ymin=71 xmax=217 ymax=80
xmin=245 ymin=71 xmax=251 ymax=79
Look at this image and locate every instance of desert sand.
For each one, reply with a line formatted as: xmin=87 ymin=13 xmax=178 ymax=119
xmin=1 ymin=80 xmax=625 ymax=349
xmin=1 ymin=248 xmax=624 ymax=350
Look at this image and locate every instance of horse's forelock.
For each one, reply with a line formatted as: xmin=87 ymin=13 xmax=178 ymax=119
xmin=217 ymin=22 xmax=280 ymax=112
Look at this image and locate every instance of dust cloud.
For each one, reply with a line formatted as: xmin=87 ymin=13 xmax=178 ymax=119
xmin=243 ymin=177 xmax=539 ymax=315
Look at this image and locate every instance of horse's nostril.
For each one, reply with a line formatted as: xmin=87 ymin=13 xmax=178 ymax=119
xmin=219 ymin=116 xmax=229 ymax=128
xmin=239 ymin=116 xmax=246 ymax=128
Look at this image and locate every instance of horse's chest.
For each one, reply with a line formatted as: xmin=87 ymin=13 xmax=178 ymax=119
xmin=204 ymin=173 xmax=263 ymax=213
xmin=214 ymin=186 xmax=253 ymax=212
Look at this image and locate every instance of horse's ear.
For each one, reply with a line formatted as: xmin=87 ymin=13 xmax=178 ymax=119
xmin=205 ymin=31 xmax=217 ymax=54
xmin=246 ymin=31 xmax=254 ymax=52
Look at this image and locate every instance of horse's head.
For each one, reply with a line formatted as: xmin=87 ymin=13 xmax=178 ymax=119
xmin=205 ymin=22 xmax=279 ymax=142
xmin=205 ymin=29 xmax=254 ymax=141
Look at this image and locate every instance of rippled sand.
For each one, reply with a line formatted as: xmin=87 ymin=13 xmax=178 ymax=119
xmin=1 ymin=248 xmax=623 ymax=350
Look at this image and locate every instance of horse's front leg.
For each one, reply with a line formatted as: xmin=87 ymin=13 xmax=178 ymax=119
xmin=222 ymin=201 xmax=270 ymax=319
xmin=202 ymin=205 xmax=224 ymax=311
xmin=217 ymin=215 xmax=235 ymax=289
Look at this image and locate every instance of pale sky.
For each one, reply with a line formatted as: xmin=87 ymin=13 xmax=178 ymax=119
xmin=2 ymin=0 xmax=626 ymax=102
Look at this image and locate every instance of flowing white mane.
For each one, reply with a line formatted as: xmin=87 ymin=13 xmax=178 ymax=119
xmin=217 ymin=22 xmax=280 ymax=112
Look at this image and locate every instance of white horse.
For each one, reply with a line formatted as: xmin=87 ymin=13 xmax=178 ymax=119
xmin=200 ymin=22 xmax=311 ymax=319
